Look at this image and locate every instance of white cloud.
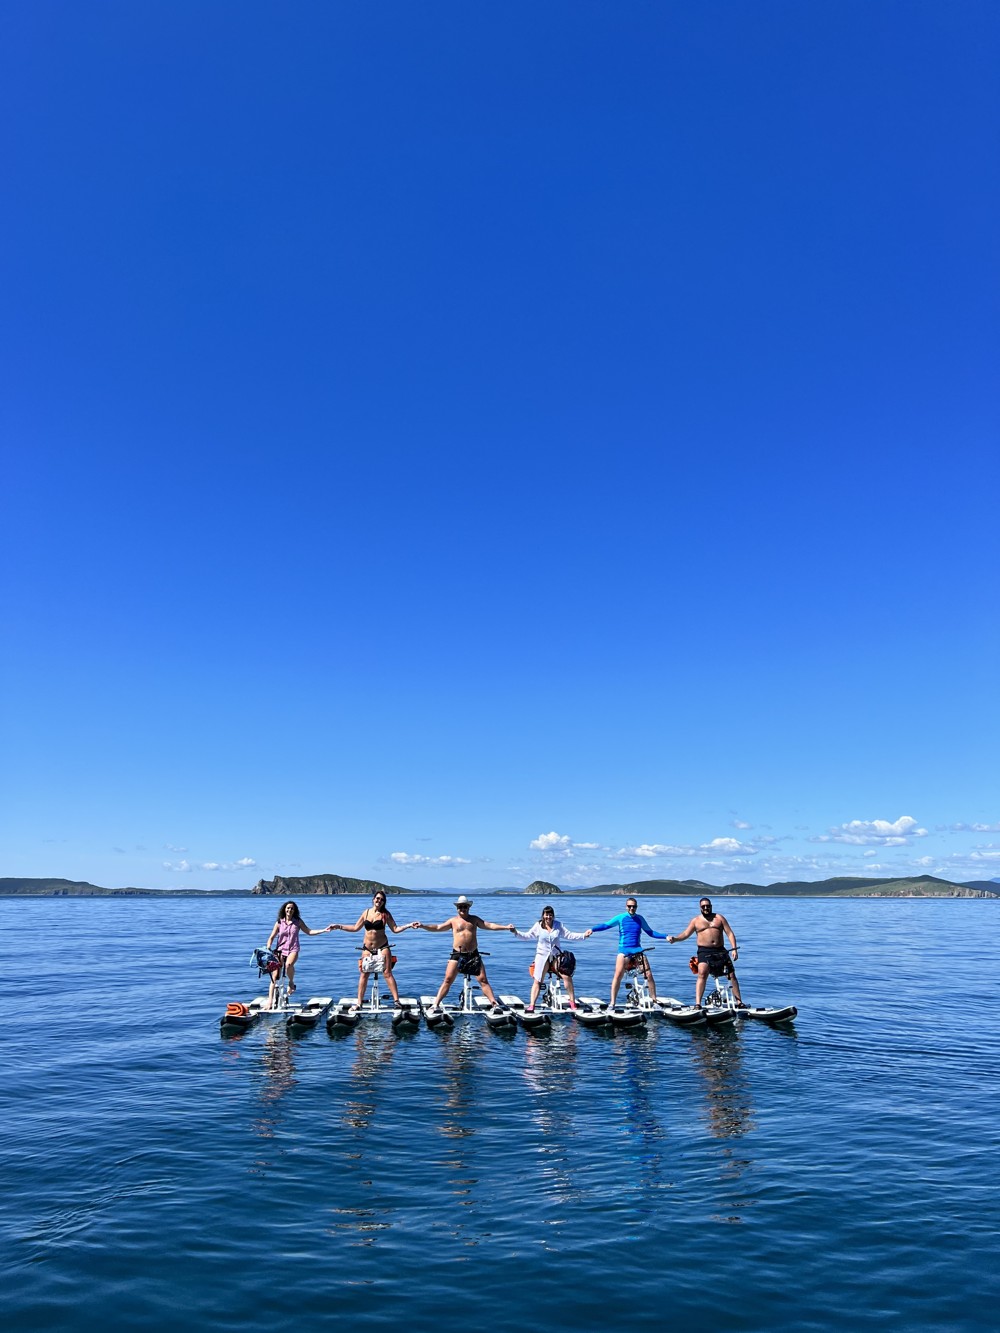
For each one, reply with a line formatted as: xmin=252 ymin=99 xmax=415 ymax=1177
xmin=614 ymin=836 xmax=762 ymax=860
xmin=812 ymin=816 xmax=928 ymax=847
xmin=530 ymin=831 xmax=572 ymax=851
xmin=731 ymin=820 xmax=753 ymax=830
xmin=161 ymin=856 xmax=256 ymax=873
xmin=700 ymin=837 xmax=750 ymax=855
xmin=390 ymin=852 xmax=472 ymax=867
xmin=945 ymin=821 xmax=1000 ymax=833
xmin=615 ymin=843 xmax=692 ymax=859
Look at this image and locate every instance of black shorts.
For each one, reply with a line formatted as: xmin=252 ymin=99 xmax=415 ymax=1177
xmin=451 ymin=948 xmax=484 ymax=977
xmin=697 ymin=946 xmax=734 ymax=978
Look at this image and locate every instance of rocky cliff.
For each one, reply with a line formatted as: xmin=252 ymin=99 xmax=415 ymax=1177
xmin=252 ymin=874 xmax=410 ymax=896
xmin=524 ymin=879 xmax=562 ymax=895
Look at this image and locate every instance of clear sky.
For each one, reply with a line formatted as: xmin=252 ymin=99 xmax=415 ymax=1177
xmin=2 ymin=2 xmax=997 ymax=891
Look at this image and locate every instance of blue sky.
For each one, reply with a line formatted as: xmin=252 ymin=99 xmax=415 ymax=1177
xmin=2 ymin=1 xmax=997 ymax=891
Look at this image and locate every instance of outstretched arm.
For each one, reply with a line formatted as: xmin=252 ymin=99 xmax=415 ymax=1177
xmin=415 ymin=920 xmax=453 ymax=932
xmin=638 ymin=915 xmax=668 ymax=940
xmin=511 ymin=924 xmax=540 ymax=940
xmin=590 ymin=918 xmax=616 ymax=933
xmin=559 ymin=927 xmax=592 ymax=942
xmin=299 ymin=920 xmax=327 ymax=936
xmin=480 ymin=920 xmax=516 ymax=931
xmin=329 ymin=913 xmax=367 ymax=934
xmin=667 ymin=918 xmax=698 ymax=944
xmin=386 ymin=913 xmax=414 ymax=934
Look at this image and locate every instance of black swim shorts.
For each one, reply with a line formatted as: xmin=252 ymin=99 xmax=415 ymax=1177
xmin=697 ymin=946 xmax=734 ymax=977
xmin=451 ymin=948 xmax=484 ymax=977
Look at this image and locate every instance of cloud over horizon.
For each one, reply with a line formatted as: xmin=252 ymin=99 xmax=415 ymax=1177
xmin=812 ymin=816 xmax=928 ymax=847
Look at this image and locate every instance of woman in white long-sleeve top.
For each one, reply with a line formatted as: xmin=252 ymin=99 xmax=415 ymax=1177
xmin=510 ymin=904 xmax=592 ymax=1011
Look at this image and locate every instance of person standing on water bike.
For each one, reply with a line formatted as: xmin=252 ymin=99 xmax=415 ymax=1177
xmin=590 ymin=897 xmax=667 ymax=1009
xmin=265 ymin=900 xmax=333 ymax=1008
xmin=328 ymin=890 xmax=418 ymax=1011
xmin=510 ymin=904 xmax=592 ymax=1011
xmin=415 ymin=896 xmax=514 ymax=1014
xmin=666 ymin=896 xmax=744 ymax=1008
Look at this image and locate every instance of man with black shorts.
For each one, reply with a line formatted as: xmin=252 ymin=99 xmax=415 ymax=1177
xmin=666 ymin=896 xmax=744 ymax=1007
xmin=415 ymin=895 xmax=514 ymax=1014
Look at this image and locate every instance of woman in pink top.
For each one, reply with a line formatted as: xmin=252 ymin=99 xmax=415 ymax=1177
xmin=265 ymin=900 xmax=330 ymax=1006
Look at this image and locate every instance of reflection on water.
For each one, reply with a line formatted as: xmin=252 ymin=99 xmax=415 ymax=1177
xmin=684 ymin=1026 xmax=757 ymax=1223
xmin=435 ymin=1025 xmax=480 ymax=1143
xmin=519 ymin=1025 xmax=583 ymax=1218
xmin=689 ymin=1027 xmax=754 ymax=1141
xmin=607 ymin=1028 xmax=668 ymax=1200
xmin=341 ymin=1022 xmax=397 ymax=1131
xmin=250 ymin=1027 xmax=299 ymax=1143
xmin=429 ymin=1027 xmax=490 ymax=1231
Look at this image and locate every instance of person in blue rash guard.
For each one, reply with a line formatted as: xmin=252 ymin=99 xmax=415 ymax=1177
xmin=590 ymin=896 xmax=667 ymax=1009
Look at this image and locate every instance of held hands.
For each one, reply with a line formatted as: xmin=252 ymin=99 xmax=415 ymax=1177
xmin=584 ymin=929 xmax=592 ymax=938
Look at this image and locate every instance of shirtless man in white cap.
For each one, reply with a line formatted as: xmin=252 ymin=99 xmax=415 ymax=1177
xmin=414 ymin=896 xmax=514 ymax=1012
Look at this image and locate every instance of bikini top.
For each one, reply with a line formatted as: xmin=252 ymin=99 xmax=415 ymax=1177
xmin=362 ymin=914 xmax=388 ymax=932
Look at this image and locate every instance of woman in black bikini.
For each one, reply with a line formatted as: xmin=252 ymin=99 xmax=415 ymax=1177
xmin=328 ymin=891 xmax=417 ymax=1010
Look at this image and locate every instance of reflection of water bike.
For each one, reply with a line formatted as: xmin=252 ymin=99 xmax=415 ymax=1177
xmin=420 ymin=953 xmax=518 ymax=1032
xmin=705 ymin=977 xmax=798 ymax=1025
xmin=327 ymin=948 xmax=421 ymax=1034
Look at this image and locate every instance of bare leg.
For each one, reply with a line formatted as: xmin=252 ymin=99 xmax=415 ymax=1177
xmin=527 ymin=975 xmax=542 ymax=1010
xmin=477 ymin=969 xmax=499 ymax=1006
xmin=609 ymin=955 xmax=627 ymax=1008
xmin=285 ymin=950 xmax=299 ymax=993
xmin=728 ymin=968 xmax=743 ymax=1005
xmin=433 ymin=960 xmax=460 ymax=1006
xmin=384 ymin=953 xmax=401 ymax=1003
xmin=695 ymin=963 xmax=709 ymax=1006
xmin=564 ymin=974 xmax=576 ymax=1008
xmin=644 ymin=959 xmax=658 ymax=1003
xmin=356 ymin=970 xmax=369 ymax=1005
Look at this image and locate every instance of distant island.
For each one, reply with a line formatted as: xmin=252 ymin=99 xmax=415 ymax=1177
xmin=1 ymin=872 xmax=996 ymax=898
xmin=579 ymin=874 xmax=998 ymax=899
xmin=0 ymin=873 xmax=410 ymax=898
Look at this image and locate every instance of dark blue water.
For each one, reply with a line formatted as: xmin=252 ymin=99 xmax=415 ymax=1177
xmin=3 ymin=895 xmax=998 ymax=1331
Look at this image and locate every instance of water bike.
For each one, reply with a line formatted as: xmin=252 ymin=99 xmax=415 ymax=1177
xmin=705 ymin=977 xmax=798 ymax=1024
xmin=326 ymin=951 xmax=423 ymax=1034
xmin=287 ymin=996 xmax=335 ymax=1032
xmin=220 ymin=995 xmax=274 ymax=1033
xmin=420 ymin=953 xmax=518 ymax=1031
xmin=509 ymin=965 xmax=583 ymax=1031
xmin=220 ymin=948 xmax=305 ymax=1032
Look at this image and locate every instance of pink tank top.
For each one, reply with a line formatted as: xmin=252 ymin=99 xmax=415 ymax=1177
xmin=276 ymin=920 xmax=300 ymax=954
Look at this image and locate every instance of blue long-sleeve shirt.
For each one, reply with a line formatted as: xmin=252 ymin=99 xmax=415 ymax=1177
xmin=591 ymin=912 xmax=666 ymax=955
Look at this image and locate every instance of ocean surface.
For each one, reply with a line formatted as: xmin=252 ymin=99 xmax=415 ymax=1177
xmin=2 ymin=893 xmax=998 ymax=1332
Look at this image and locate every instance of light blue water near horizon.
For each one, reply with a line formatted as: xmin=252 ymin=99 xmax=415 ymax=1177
xmin=2 ymin=894 xmax=998 ymax=1332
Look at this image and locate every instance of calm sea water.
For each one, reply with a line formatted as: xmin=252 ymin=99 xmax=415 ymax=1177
xmin=2 ymin=894 xmax=998 ymax=1332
